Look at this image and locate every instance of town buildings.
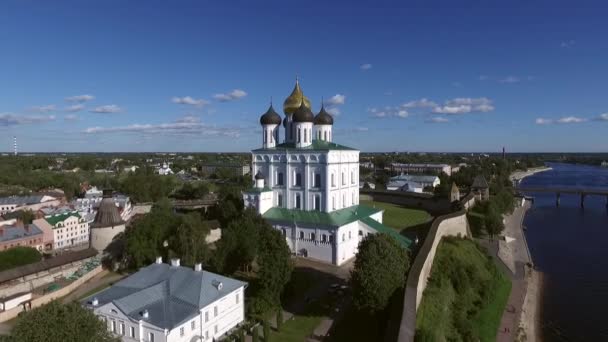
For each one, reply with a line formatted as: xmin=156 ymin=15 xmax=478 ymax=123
xmin=0 ymin=195 xmax=60 ymax=215
xmin=0 ymin=219 xmax=46 ymax=251
xmin=84 ymin=258 xmax=247 ymax=342
xmin=200 ymin=163 xmax=251 ymax=177
xmin=390 ymin=163 xmax=454 ymax=176
xmin=90 ymin=190 xmax=126 ymax=253
xmin=243 ymin=79 xmax=411 ymax=265
xmin=32 ymin=211 xmax=89 ymax=250
xmin=471 ymin=175 xmax=490 ymax=201
xmin=386 ymin=174 xmax=440 ymax=192
xmin=73 ymin=187 xmax=133 ymax=223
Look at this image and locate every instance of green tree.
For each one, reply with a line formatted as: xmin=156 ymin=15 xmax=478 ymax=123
xmin=256 ymin=227 xmax=293 ymax=308
xmin=212 ymin=212 xmax=260 ymax=274
xmin=276 ymin=307 xmax=283 ymax=331
xmin=484 ymin=209 xmax=504 ymax=239
xmin=263 ymin=319 xmax=271 ymax=342
xmin=170 ymin=212 xmax=210 ymax=266
xmin=252 ymin=326 xmax=259 ymax=342
xmin=11 ymin=301 xmax=119 ymax=342
xmin=0 ymin=247 xmax=41 ymax=272
xmin=350 ymin=234 xmax=410 ymax=313
xmin=18 ymin=209 xmax=35 ymax=224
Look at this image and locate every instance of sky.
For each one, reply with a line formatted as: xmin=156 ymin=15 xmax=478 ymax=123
xmin=1 ymin=0 xmax=607 ymax=153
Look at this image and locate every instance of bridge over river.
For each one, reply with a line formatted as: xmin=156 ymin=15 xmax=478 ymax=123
xmin=516 ymin=186 xmax=608 ymax=208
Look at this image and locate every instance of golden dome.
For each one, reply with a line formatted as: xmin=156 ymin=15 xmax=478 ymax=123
xmin=283 ymin=78 xmax=311 ymax=114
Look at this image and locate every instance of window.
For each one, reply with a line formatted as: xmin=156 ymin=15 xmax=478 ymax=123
xmin=329 ymin=234 xmax=334 ymax=243
xmin=310 ymin=232 xmax=316 ymax=240
xmin=111 ymin=320 xmax=116 ymax=333
xmin=295 ymin=173 xmax=302 ymax=187
xmin=191 ymin=320 xmax=196 ymax=330
xmin=299 ymin=231 xmax=305 ymax=239
xmin=236 ymin=293 xmax=240 ymax=304
xmin=130 ymin=327 xmax=135 ymax=338
xmin=331 ymin=173 xmax=335 ymax=187
xmin=359 ymin=230 xmax=363 ymax=236
xmin=342 ymin=172 xmax=346 ymax=185
xmin=349 ymin=231 xmax=352 ymax=239
xmin=149 ymin=332 xmax=155 ymax=342
xmin=304 ymin=129 xmax=307 ymax=142
xmin=332 ymin=197 xmax=336 ymax=210
xmin=277 ymin=172 xmax=284 ymax=186
xmin=180 ymin=327 xmax=185 ymax=337
xmin=214 ymin=325 xmax=218 ymax=334
xmin=282 ymin=228 xmax=287 ymax=236
xmin=263 ymin=130 xmax=267 ymax=143
xmin=295 ymin=194 xmax=301 ymax=209
xmin=324 ymin=131 xmax=328 ymax=141
xmin=120 ymin=323 xmax=125 ymax=335
xmin=314 ymin=173 xmax=321 ymax=188
xmin=314 ymin=196 xmax=321 ymax=211
xmin=206 ymin=331 xmax=209 ymax=339
xmin=342 ymin=234 xmax=345 ymax=242
xmin=322 ymin=234 xmax=327 ymax=242
xmin=343 ymin=194 xmax=346 ymax=207
xmin=205 ymin=311 xmax=209 ymax=322
xmin=214 ymin=306 xmax=218 ymax=317
xmin=298 ymin=128 xmax=301 ymax=142
xmin=278 ymin=194 xmax=283 ymax=207
xmin=351 ymin=171 xmax=355 ymax=184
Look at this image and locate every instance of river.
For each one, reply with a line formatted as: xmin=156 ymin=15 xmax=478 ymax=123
xmin=522 ymin=162 xmax=608 ymax=341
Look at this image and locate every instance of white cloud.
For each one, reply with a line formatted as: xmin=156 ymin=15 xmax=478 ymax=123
xmin=326 ymin=107 xmax=341 ymax=116
xmin=64 ymin=114 xmax=79 ymax=121
xmin=597 ymin=113 xmax=608 ymax=121
xmin=427 ymin=117 xmax=449 ymax=123
xmin=478 ymin=75 xmax=489 ymax=81
xmin=84 ymin=116 xmax=240 ymax=137
xmin=557 ymin=116 xmax=587 ymax=124
xmin=560 ymin=40 xmax=575 ymax=48
xmin=368 ymin=107 xmax=408 ymax=119
xmin=90 ymin=105 xmax=123 ymax=114
xmin=30 ymin=105 xmax=56 ymax=112
xmin=0 ymin=113 xmax=56 ymax=126
xmin=65 ymin=94 xmax=95 ymax=102
xmin=65 ymin=104 xmax=85 ymax=112
xmin=171 ymin=96 xmax=210 ymax=107
xmin=213 ymin=89 xmax=248 ymax=102
xmin=499 ymin=76 xmax=520 ymax=84
xmin=433 ymin=97 xmax=494 ymax=114
xmin=402 ymin=98 xmax=437 ymax=109
xmin=324 ymin=94 xmax=346 ymax=106
xmin=360 ymin=63 xmax=372 ymax=70
xmin=535 ymin=118 xmax=553 ymax=125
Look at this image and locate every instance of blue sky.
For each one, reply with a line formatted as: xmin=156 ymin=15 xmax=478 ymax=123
xmin=1 ymin=0 xmax=607 ymax=153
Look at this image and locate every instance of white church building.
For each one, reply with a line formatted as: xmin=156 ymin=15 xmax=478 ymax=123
xmin=243 ymin=79 xmax=411 ymax=266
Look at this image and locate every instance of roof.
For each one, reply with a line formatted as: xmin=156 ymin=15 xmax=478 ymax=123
xmin=314 ymin=105 xmax=334 ymax=125
xmin=260 ymin=104 xmax=282 ymax=125
xmin=92 ymin=196 xmax=125 ymax=228
xmin=0 ymin=223 xmax=43 ymax=243
xmin=283 ymin=78 xmax=311 ymax=114
xmin=359 ymin=217 xmax=412 ymax=249
xmin=293 ymin=100 xmax=314 ymax=123
xmin=451 ymin=182 xmax=459 ymax=193
xmin=0 ymin=248 xmax=97 ymax=283
xmin=0 ymin=195 xmax=45 ymax=206
xmin=253 ymin=139 xmax=357 ymax=152
xmin=243 ymin=187 xmax=273 ymax=194
xmin=44 ymin=211 xmax=81 ymax=227
xmin=471 ymin=175 xmax=489 ymax=189
xmin=262 ymin=204 xmax=382 ymax=228
xmin=389 ymin=174 xmax=440 ymax=183
xmin=254 ymin=170 xmax=265 ymax=180
xmin=84 ymin=263 xmax=247 ymax=330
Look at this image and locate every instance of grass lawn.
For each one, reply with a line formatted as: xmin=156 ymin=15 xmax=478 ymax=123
xmin=360 ymin=200 xmax=431 ymax=231
xmin=269 ymin=314 xmax=324 ymax=342
xmin=416 ymin=237 xmax=512 ymax=341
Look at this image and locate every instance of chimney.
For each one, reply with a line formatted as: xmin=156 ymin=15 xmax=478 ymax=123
xmin=194 ymin=263 xmax=202 ymax=272
xmin=170 ymin=258 xmax=180 ymax=267
xmin=141 ymin=310 xmax=149 ymax=319
xmin=211 ymin=279 xmax=223 ymax=291
xmin=91 ymin=297 xmax=99 ymax=306
xmin=155 ymin=256 xmax=163 ymax=264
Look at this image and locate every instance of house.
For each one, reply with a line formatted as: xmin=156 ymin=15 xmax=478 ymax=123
xmin=243 ymin=79 xmax=411 ymax=266
xmin=389 ymin=163 xmax=453 ymax=176
xmin=32 ymin=211 xmax=89 ymax=250
xmin=450 ymin=182 xmax=460 ymax=202
xmin=0 ymin=195 xmax=60 ymax=215
xmin=73 ymin=188 xmax=133 ymax=223
xmin=157 ymin=162 xmax=173 ymax=175
xmin=0 ymin=219 xmax=46 ymax=252
xmin=83 ymin=258 xmax=247 ymax=342
xmin=396 ymin=182 xmax=424 ymax=193
xmin=471 ymin=175 xmax=490 ymax=201
xmin=386 ymin=174 xmax=440 ymax=191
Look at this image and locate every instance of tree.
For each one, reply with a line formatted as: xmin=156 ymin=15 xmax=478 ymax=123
xmin=256 ymin=227 xmax=293 ymax=308
xmin=276 ymin=307 xmax=284 ymax=331
xmin=18 ymin=209 xmax=35 ymax=224
xmin=0 ymin=247 xmax=41 ymax=272
xmin=11 ymin=301 xmax=119 ymax=342
xmin=170 ymin=212 xmax=210 ymax=266
xmin=263 ymin=319 xmax=271 ymax=342
xmin=212 ymin=211 xmax=261 ymax=274
xmin=252 ymin=326 xmax=260 ymax=342
xmin=484 ymin=209 xmax=504 ymax=239
xmin=350 ymin=234 xmax=410 ymax=313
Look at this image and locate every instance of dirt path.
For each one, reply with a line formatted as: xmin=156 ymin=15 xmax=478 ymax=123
xmin=61 ymin=270 xmax=124 ymax=303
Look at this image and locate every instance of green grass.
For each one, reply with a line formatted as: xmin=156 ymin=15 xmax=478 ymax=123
xmin=416 ymin=237 xmax=512 ymax=342
xmin=360 ymin=200 xmax=431 ymax=231
xmin=0 ymin=247 xmax=41 ymax=272
xmin=269 ymin=314 xmax=324 ymax=342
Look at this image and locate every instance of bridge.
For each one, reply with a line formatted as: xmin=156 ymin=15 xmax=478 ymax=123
xmin=170 ymin=194 xmax=218 ymax=211
xmin=516 ymin=186 xmax=608 ymax=208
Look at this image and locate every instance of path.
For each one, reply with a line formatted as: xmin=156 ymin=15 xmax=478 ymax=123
xmin=61 ymin=270 xmax=124 ymax=303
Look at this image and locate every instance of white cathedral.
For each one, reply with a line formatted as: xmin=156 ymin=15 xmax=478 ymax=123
xmin=243 ymin=79 xmax=410 ymax=265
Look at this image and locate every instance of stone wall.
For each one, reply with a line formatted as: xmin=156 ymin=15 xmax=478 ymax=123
xmin=360 ymin=189 xmax=451 ymax=216
xmin=0 ymin=265 xmax=103 ymax=322
xmin=397 ymin=210 xmax=470 ymax=342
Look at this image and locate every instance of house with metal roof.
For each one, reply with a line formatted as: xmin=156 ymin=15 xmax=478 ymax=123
xmin=0 ymin=195 xmax=60 ymax=215
xmin=243 ymin=79 xmax=411 ymax=266
xmin=386 ymin=174 xmax=440 ymax=191
xmin=32 ymin=210 xmax=89 ymax=251
xmin=0 ymin=219 xmax=45 ymax=252
xmin=83 ymin=258 xmax=247 ymax=342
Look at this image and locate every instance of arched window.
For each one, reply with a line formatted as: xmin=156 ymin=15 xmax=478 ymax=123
xmin=324 ymin=131 xmax=328 ymax=141
xmin=282 ymin=228 xmax=286 ymax=236
xmin=298 ymin=128 xmax=301 ymax=143
xmin=342 ymin=233 xmax=345 ymax=242
xmin=299 ymin=231 xmax=304 ymax=239
xmin=321 ymin=234 xmax=327 ymax=242
xmin=348 ymin=231 xmax=352 ymax=239
xmin=295 ymin=194 xmax=301 ymax=209
xmin=343 ymin=193 xmax=346 ymax=207
xmin=342 ymin=172 xmax=346 ymax=185
xmin=310 ymin=232 xmax=315 ymax=240
xmin=331 ymin=173 xmax=335 ymax=187
xmin=278 ymin=194 xmax=283 ymax=207
xmin=263 ymin=130 xmax=267 ymax=143
xmin=332 ymin=196 xmax=336 ymax=210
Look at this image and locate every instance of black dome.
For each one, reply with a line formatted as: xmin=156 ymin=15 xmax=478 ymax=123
xmin=259 ymin=105 xmax=282 ymax=125
xmin=314 ymin=105 xmax=334 ymax=125
xmin=292 ymin=100 xmax=314 ymax=123
xmin=92 ymin=190 xmax=124 ymax=228
xmin=254 ymin=171 xmax=265 ymax=180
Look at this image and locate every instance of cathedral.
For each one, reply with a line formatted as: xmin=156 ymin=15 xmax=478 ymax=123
xmin=243 ymin=79 xmax=410 ymax=265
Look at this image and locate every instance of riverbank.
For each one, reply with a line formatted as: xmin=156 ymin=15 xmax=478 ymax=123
xmin=510 ymin=166 xmax=552 ymax=183
xmin=518 ymin=269 xmax=543 ymax=342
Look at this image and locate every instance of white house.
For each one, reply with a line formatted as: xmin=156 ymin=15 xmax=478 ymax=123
xmin=73 ymin=188 xmax=133 ymax=223
xmin=83 ymin=258 xmax=247 ymax=342
xmin=243 ymin=79 xmax=411 ymax=266
xmin=386 ymin=174 xmax=440 ymax=191
xmin=157 ymin=162 xmax=173 ymax=176
xmin=0 ymin=195 xmax=59 ymax=215
xmin=33 ymin=211 xmax=89 ymax=250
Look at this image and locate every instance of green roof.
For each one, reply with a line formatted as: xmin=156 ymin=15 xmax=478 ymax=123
xmin=262 ymin=204 xmax=382 ymax=227
xmin=45 ymin=212 xmax=81 ymax=227
xmin=360 ymin=217 xmax=412 ymax=249
xmin=253 ymin=139 xmax=357 ymax=152
xmin=244 ymin=187 xmax=273 ymax=194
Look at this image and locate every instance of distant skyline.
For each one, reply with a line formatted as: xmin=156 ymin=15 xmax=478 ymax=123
xmin=1 ymin=1 xmax=607 ymax=153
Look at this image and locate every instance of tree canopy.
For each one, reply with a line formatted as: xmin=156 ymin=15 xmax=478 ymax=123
xmin=0 ymin=247 xmax=41 ymax=272
xmin=10 ymin=301 xmax=119 ymax=342
xmin=350 ymin=233 xmax=410 ymax=313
